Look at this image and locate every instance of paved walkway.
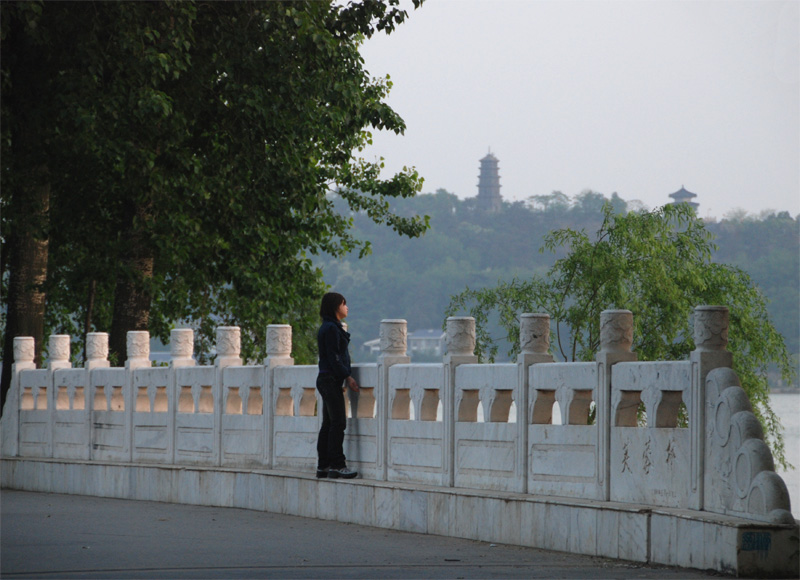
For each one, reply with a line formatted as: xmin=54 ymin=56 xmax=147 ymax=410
xmin=1 ymin=490 xmax=721 ymax=579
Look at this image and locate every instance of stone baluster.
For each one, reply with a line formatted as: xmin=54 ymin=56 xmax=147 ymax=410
xmin=85 ymin=333 xmax=110 ymax=370
xmin=265 ymin=324 xmax=293 ymax=368
xmin=48 ymin=335 xmax=72 ymax=370
xmin=125 ymin=331 xmax=151 ymax=370
xmin=518 ymin=313 xmax=554 ymax=493
xmin=596 ymin=309 xmax=637 ymax=501
xmin=215 ymin=326 xmax=242 ymax=368
xmin=377 ymin=319 xmax=410 ymax=480
xmin=691 ymin=305 xmax=733 ymax=511
xmin=444 ymin=317 xmax=479 ymax=487
xmin=170 ymin=329 xmax=196 ymax=368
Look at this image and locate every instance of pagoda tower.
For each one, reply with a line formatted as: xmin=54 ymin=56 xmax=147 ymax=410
xmin=668 ymin=185 xmax=699 ymax=210
xmin=476 ymin=150 xmax=503 ymax=212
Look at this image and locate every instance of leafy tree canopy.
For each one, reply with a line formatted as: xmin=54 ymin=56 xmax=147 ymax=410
xmin=1 ymin=1 xmax=428 ymax=406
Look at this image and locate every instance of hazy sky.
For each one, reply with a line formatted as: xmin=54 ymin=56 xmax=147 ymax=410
xmin=359 ymin=0 xmax=799 ymax=218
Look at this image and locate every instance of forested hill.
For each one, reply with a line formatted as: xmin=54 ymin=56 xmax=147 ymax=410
xmin=317 ymin=190 xmax=799 ymax=364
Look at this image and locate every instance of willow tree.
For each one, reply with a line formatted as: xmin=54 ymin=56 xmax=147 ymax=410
xmin=446 ymin=203 xmax=794 ymax=468
xmin=1 ymin=0 xmax=427 ymax=412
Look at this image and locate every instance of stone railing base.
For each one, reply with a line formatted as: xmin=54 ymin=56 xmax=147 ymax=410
xmin=2 ymin=457 xmax=796 ymax=578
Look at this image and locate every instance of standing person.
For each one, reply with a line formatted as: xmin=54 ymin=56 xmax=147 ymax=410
xmin=316 ymin=292 xmax=359 ymax=479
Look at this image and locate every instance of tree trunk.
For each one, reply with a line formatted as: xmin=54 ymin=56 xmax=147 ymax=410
xmin=0 ymin=9 xmax=53 ymax=416
xmin=0 ymin=177 xmax=50 ymax=415
xmin=108 ymin=202 xmax=155 ymax=365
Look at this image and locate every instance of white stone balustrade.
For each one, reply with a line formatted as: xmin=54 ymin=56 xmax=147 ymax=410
xmin=1 ymin=308 xmax=796 ymax=577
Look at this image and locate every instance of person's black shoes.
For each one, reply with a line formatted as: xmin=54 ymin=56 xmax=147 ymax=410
xmin=316 ymin=468 xmax=328 ymax=479
xmin=327 ymin=466 xmax=358 ymax=479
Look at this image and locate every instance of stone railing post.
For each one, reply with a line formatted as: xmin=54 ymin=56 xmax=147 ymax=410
xmin=517 ymin=314 xmax=554 ymax=492
xmin=213 ymin=326 xmax=242 ymax=464
xmin=0 ymin=337 xmax=38 ymax=458
xmin=48 ymin=335 xmax=72 ymax=371
xmin=596 ymin=309 xmax=637 ymax=501
xmin=691 ymin=305 xmax=733 ymax=511
xmin=85 ymin=333 xmax=110 ymax=370
xmin=443 ymin=317 xmax=479 ymax=487
xmin=125 ymin=331 xmax=151 ymax=370
xmin=13 ymin=337 xmax=37 ymax=371
xmin=264 ymin=324 xmax=293 ymax=471
xmin=377 ymin=319 xmax=410 ymax=480
xmin=215 ymin=326 xmax=242 ymax=369
xmin=265 ymin=325 xmax=293 ymax=369
xmin=169 ymin=329 xmax=196 ymax=368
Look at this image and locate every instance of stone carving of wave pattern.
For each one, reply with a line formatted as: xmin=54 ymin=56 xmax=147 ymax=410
xmin=705 ymin=367 xmax=793 ymax=524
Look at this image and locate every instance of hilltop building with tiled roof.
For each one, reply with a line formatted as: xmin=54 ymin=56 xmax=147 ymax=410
xmin=669 ymin=185 xmax=699 ymax=210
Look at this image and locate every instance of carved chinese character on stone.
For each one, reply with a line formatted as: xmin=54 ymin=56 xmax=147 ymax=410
xmin=666 ymin=439 xmax=677 ymax=466
xmin=621 ymin=442 xmax=632 ymax=473
xmin=642 ymin=437 xmax=652 ymax=474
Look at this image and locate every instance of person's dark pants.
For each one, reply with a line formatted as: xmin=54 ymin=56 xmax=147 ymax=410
xmin=316 ymin=373 xmax=347 ymax=470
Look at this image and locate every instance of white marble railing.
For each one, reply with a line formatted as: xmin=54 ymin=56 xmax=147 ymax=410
xmin=1 ymin=306 xmax=793 ymax=526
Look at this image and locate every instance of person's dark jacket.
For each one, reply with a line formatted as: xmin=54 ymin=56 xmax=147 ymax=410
xmin=317 ymin=316 xmax=351 ymax=382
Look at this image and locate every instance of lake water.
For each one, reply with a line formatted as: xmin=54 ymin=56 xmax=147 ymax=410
xmin=771 ymin=393 xmax=799 ymax=518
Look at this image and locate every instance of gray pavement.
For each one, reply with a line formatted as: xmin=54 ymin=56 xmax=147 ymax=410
xmin=1 ymin=490 xmax=723 ymax=579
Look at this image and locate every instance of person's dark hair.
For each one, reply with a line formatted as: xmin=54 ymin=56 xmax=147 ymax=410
xmin=320 ymin=292 xmax=346 ymax=319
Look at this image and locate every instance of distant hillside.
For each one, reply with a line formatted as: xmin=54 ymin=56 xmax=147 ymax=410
xmin=318 ymin=191 xmax=799 ymax=369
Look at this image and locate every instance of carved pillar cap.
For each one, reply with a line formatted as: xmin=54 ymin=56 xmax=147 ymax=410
xmin=267 ymin=325 xmax=292 ymax=357
xmin=380 ymin=319 xmax=407 ymax=355
xmin=13 ymin=337 xmax=35 ymax=364
xmin=48 ymin=335 xmax=71 ymax=367
xmin=693 ymin=305 xmax=729 ymax=352
xmin=127 ymin=331 xmax=150 ymax=359
xmin=520 ymin=313 xmax=550 ymax=354
xmin=86 ymin=332 xmax=109 ymax=360
xmin=446 ymin=317 xmax=476 ymax=356
xmin=170 ymin=328 xmax=194 ymax=357
xmin=216 ymin=326 xmax=241 ymax=358
xmin=600 ymin=310 xmax=633 ymax=354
